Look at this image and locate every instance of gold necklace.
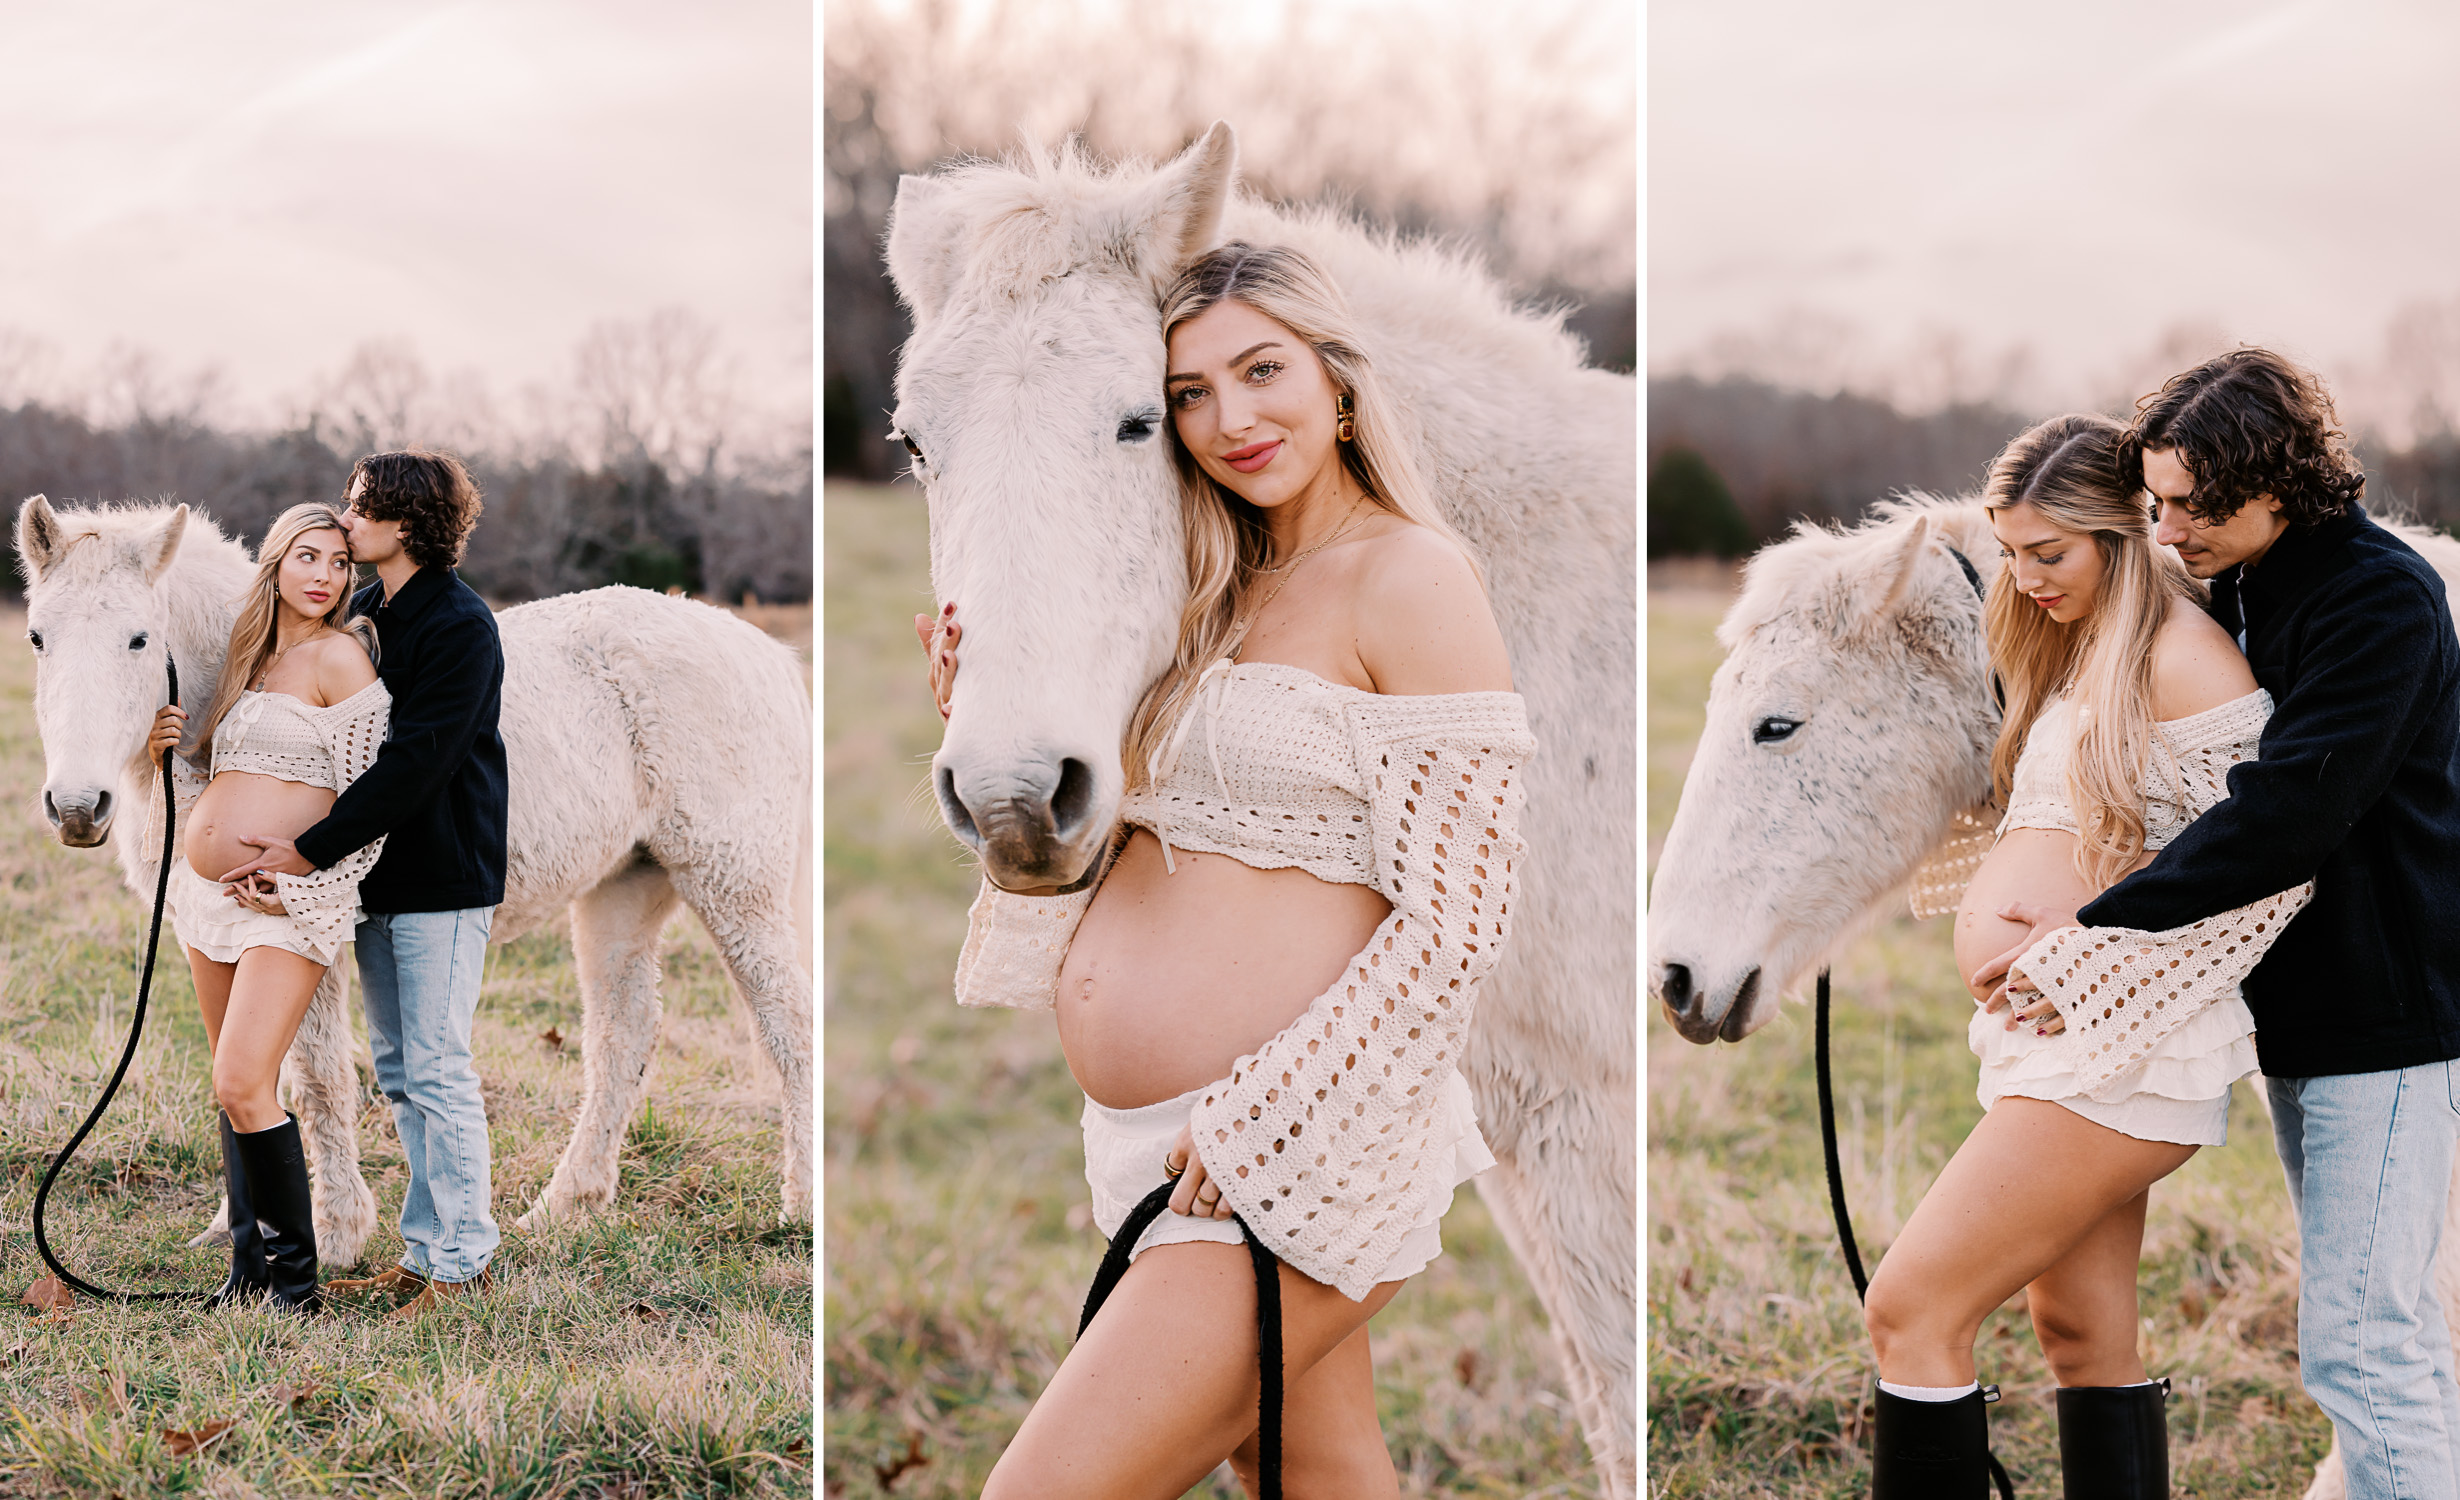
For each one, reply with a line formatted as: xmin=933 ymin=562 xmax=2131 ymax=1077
xmin=1229 ymin=494 xmax=1371 ymax=656
xmin=252 ymin=627 xmax=333 ymax=690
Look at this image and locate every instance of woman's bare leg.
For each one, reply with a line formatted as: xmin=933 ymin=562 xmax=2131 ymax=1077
xmin=188 ymin=949 xmax=235 ymax=1054
xmin=1865 ymin=1098 xmax=2196 ymax=1386
xmin=985 ymin=1240 xmax=1402 ymax=1500
xmin=210 ymin=947 xmax=327 ymax=1134
xmin=1227 ymin=1321 xmax=1394 ymax=1499
xmin=2025 ymin=1188 xmax=2156 ymax=1386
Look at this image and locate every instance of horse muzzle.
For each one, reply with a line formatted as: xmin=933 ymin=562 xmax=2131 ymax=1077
xmin=935 ymin=751 xmax=1108 ymax=891
xmin=45 ymin=786 xmax=114 ymax=848
xmin=1652 ymin=959 xmax=1762 ymax=1045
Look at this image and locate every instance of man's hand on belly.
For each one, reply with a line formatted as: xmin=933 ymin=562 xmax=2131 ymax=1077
xmin=1973 ymin=899 xmax=2080 ymax=1010
xmin=218 ymin=834 xmax=316 ymax=883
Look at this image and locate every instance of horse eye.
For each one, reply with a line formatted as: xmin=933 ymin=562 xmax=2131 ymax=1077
xmin=1752 ymin=716 xmax=1802 ymax=745
xmin=892 ymin=428 xmax=924 ymax=465
xmin=128 ymin=631 xmax=149 ymax=651
xmin=26 ymin=630 xmax=42 ymax=651
xmin=1116 ymin=410 xmax=1159 ymax=443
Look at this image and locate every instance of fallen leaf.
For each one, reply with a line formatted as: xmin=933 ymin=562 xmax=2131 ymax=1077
xmin=875 ymin=1433 xmax=929 ymax=1490
xmin=1453 ymin=1348 xmax=1483 ymax=1387
xmin=19 ymin=1276 xmax=71 ymax=1313
xmin=163 ymin=1418 xmax=237 ymax=1456
xmin=267 ymin=1381 xmax=322 ymax=1410
xmin=623 ymin=1302 xmax=664 ymax=1322
xmin=540 ymin=1026 xmax=565 ymax=1050
xmin=2 ymin=1342 xmax=27 ymax=1367
xmin=100 ymin=1371 xmax=131 ymax=1417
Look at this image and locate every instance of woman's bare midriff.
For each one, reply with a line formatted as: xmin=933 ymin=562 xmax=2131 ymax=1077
xmin=1057 ymin=828 xmax=1391 ymax=1110
xmin=187 ymin=771 xmax=335 ymax=883
xmin=1955 ymin=826 xmax=2153 ymax=1002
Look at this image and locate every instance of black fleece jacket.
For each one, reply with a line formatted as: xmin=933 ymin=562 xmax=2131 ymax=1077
xmin=2077 ymin=504 xmax=2460 ymax=1078
xmin=293 ymin=566 xmax=509 ymax=913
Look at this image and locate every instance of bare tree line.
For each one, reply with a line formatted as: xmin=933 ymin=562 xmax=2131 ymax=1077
xmin=0 ymin=310 xmax=812 ymax=603
xmin=824 ymin=0 xmax=1637 ymax=481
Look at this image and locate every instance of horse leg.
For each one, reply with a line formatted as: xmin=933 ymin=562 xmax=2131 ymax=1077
xmin=518 ymin=859 xmax=680 ymax=1229
xmin=1473 ymin=1108 xmax=1637 ymax=1500
xmin=666 ymin=859 xmax=812 ymax=1222
xmin=277 ymin=963 xmax=377 ymax=1268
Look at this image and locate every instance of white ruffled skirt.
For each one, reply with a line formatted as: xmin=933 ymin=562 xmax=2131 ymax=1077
xmin=1971 ymin=989 xmax=2259 ymax=1146
xmin=1082 ymin=1069 xmax=1497 ymax=1283
xmin=166 ymin=862 xmax=345 ymax=968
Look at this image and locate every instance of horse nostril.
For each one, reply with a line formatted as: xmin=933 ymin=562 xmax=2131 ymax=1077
xmin=1660 ymin=963 xmax=1693 ymax=1012
xmin=92 ymin=790 xmax=112 ymax=826
xmin=1051 ymin=758 xmax=1093 ymax=838
xmin=935 ymin=765 xmax=979 ymax=843
xmin=42 ymin=790 xmax=60 ymax=827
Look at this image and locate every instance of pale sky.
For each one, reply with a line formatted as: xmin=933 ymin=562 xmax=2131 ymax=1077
xmin=0 ymin=1 xmax=810 ymax=433
xmin=1651 ymin=0 xmax=2460 ymax=426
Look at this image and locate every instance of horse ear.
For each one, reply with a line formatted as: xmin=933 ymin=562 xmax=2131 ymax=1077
xmin=140 ymin=504 xmax=188 ymax=585
xmin=1132 ymin=121 xmax=1237 ymax=287
xmin=886 ymin=173 xmax=961 ymax=326
xmin=1873 ymin=511 xmax=1936 ymax=619
xmin=15 ymin=494 xmax=62 ymax=586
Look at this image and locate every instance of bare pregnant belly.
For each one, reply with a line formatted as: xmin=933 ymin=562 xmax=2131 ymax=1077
xmin=187 ymin=772 xmax=335 ymax=881
xmin=1057 ymin=829 xmax=1391 ymax=1110
xmin=1954 ymin=827 xmax=2105 ymax=998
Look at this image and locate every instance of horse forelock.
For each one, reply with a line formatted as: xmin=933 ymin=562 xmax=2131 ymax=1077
xmin=1717 ymin=494 xmax=1987 ymax=652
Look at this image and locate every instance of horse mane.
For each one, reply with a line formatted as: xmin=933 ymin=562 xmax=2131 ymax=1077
xmin=1718 ymin=492 xmax=1993 ymax=650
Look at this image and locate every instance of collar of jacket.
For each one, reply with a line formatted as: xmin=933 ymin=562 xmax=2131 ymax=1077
xmin=2231 ymin=501 xmax=2370 ymax=625
xmin=372 ymin=565 xmax=454 ymax=627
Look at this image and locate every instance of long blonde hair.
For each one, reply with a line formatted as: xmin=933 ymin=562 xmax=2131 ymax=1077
xmin=1984 ymin=414 xmax=2203 ymax=891
xmin=188 ymin=504 xmax=377 ymax=763
xmin=1122 ymin=242 xmax=1481 ymax=788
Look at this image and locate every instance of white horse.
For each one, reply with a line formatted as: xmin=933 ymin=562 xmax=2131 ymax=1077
xmin=16 ymin=496 xmax=813 ymax=1270
xmin=885 ymin=123 xmax=1638 ymax=1492
xmin=1647 ymin=493 xmax=2460 ymax=1500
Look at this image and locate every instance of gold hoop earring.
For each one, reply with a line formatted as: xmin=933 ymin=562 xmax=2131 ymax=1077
xmin=1335 ymin=392 xmax=1355 ymax=444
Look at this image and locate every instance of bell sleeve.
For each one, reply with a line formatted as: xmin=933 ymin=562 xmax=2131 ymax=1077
xmin=1186 ymin=692 xmax=1534 ymax=1301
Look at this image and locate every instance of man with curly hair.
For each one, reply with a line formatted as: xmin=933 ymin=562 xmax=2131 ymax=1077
xmin=1982 ymin=348 xmax=2460 ymax=1493
xmin=225 ymin=449 xmax=511 ymax=1321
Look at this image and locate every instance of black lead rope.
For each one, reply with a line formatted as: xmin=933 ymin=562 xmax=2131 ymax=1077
xmin=1080 ymin=1180 xmax=1284 ymax=1500
xmin=1819 ymin=969 xmax=2015 ymax=1498
xmin=30 ymin=658 xmax=205 ymax=1305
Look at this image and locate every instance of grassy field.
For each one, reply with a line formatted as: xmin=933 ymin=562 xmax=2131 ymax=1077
xmin=1646 ymin=567 xmax=2334 ymax=1496
xmin=821 ymin=480 xmax=1600 ymax=1499
xmin=0 ymin=600 xmax=813 ymax=1499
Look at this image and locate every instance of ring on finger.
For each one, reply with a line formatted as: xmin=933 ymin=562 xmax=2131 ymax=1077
xmin=1162 ymin=1157 xmax=1184 ymax=1180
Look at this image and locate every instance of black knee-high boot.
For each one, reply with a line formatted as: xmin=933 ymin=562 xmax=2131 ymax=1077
xmin=1870 ymin=1383 xmax=1996 ymax=1498
xmin=230 ymin=1114 xmax=321 ymax=1314
xmin=2055 ymin=1379 xmax=2169 ymax=1499
xmin=203 ymin=1111 xmax=270 ymax=1307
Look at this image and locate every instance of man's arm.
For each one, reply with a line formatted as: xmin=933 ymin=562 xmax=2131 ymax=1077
xmin=240 ymin=611 xmax=502 ymax=875
xmin=2081 ymin=571 xmax=2450 ymax=930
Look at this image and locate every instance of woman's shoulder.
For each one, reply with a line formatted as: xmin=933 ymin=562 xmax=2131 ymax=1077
xmin=305 ymin=631 xmax=380 ymax=703
xmin=2149 ymin=596 xmax=2257 ymax=721
xmin=1349 ymin=515 xmax=1513 ymax=694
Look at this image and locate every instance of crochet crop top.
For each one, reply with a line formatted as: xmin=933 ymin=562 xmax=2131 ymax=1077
xmin=1918 ymin=688 xmax=2311 ymax=1097
xmin=954 ymin=662 xmax=1537 ymax=1299
xmin=155 ymin=678 xmax=394 ymax=959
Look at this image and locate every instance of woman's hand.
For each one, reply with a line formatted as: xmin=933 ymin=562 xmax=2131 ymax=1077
xmin=2003 ymin=964 xmax=2065 ymax=1034
xmin=226 ymin=873 xmax=288 ymax=916
xmin=1165 ymin=1121 xmax=1235 ymax=1221
xmin=146 ymin=704 xmax=186 ymax=764
xmin=913 ymin=604 xmax=960 ymax=720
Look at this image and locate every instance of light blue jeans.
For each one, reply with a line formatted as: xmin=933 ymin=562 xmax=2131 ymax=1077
xmin=2271 ymin=1064 xmax=2460 ymax=1499
xmin=357 ymin=907 xmax=499 ymax=1284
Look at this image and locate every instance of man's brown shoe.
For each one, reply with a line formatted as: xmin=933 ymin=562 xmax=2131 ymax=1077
xmin=386 ymin=1269 xmax=492 ymax=1322
xmin=327 ymin=1266 xmax=427 ymax=1303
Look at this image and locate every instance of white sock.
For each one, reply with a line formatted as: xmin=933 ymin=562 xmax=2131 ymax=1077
xmin=1879 ymin=1379 xmax=1978 ymax=1402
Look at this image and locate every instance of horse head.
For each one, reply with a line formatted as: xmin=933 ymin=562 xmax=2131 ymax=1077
xmin=1647 ymin=502 xmax=2000 ymax=1043
xmin=15 ymin=496 xmax=197 ymax=849
xmin=884 ymin=123 xmax=1238 ymax=891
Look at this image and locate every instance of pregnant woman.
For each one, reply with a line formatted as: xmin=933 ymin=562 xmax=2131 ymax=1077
xmin=148 ymin=502 xmax=390 ymax=1314
xmin=923 ymin=242 xmax=1534 ymax=1498
xmin=1862 ymin=414 xmax=2310 ymax=1496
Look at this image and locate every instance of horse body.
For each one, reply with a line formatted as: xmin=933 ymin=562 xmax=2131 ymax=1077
xmin=886 ymin=125 xmax=1636 ymax=1491
xmin=17 ymin=498 xmax=812 ymax=1269
xmin=1649 ymin=495 xmax=2460 ymax=1500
